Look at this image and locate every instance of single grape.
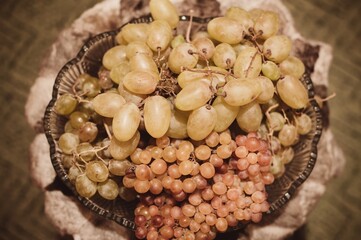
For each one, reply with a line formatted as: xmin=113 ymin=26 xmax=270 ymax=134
xmin=69 ymin=111 xmax=89 ymax=129
xmin=58 ymin=132 xmax=79 ymax=154
xmin=195 ymin=145 xmax=211 ymax=161
xmin=236 ymin=101 xmax=263 ymax=133
xmin=263 ymin=35 xmax=292 ymax=63
xmin=205 ymin=131 xmax=220 ymax=148
xmin=182 ymin=178 xmax=197 ymax=193
xmin=147 ymin=20 xmax=173 ymax=51
xmin=212 ymin=43 xmax=236 ymax=69
xmin=144 ymin=95 xmax=172 ymax=138
xmin=134 ymin=179 xmax=151 ymax=193
xmin=97 ymin=179 xmax=119 ymax=200
xmin=108 ymin=159 xmax=133 ymax=176
xmin=279 ymin=56 xmax=305 ymax=79
xmin=54 ymin=94 xmax=77 ymax=115
xmin=199 ymin=162 xmax=215 ymax=179
xmin=85 ymin=160 xmax=109 ymax=182
xmin=261 ymin=60 xmax=281 ymax=81
xmin=175 ymin=80 xmax=213 ymax=111
xmin=296 ymin=113 xmax=312 ymax=135
xmin=212 ymin=96 xmax=239 ymax=132
xmin=125 ymin=41 xmax=153 ymax=59
xmin=102 ymin=45 xmax=127 ymax=70
xmin=68 ymin=165 xmax=82 ymax=184
xmin=223 ymin=79 xmax=261 ymax=107
xmin=112 ymin=102 xmax=141 ymax=142
xmin=171 ymin=34 xmax=186 ymax=48
xmin=166 ymin=108 xmax=189 ymax=139
xmin=207 ymin=17 xmax=244 ymax=44
xmin=109 ymin=131 xmax=140 ymax=160
xmin=179 ymin=160 xmax=195 ymax=175
xmin=129 ymin=53 xmax=159 ymax=74
xmin=187 ymin=105 xmax=217 ymax=141
xmin=78 ymin=122 xmax=98 ymax=143
xmin=123 ymin=70 xmax=159 ymax=95
xmin=192 ymin=37 xmax=215 ymax=60
xmin=253 ymin=11 xmax=279 ymax=39
xmin=177 ymin=70 xmax=207 ymax=88
xmin=278 ymin=124 xmax=298 ymax=147
xmin=266 ymin=111 xmax=285 ymax=132
xmin=121 ymin=23 xmax=149 ymax=43
xmin=168 ymin=42 xmax=199 ymax=74
xmin=150 ymin=159 xmax=167 ymax=175
xmin=215 ymin=217 xmax=228 ymax=232
xmin=149 ymin=178 xmax=163 ymax=195
xmin=150 ymin=0 xmax=179 ymax=29
xmin=255 ymin=76 xmax=275 ymax=104
xmin=75 ymin=174 xmax=97 ymax=199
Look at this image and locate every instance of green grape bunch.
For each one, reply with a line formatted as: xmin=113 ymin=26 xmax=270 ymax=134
xmin=52 ymin=0 xmax=316 ymax=238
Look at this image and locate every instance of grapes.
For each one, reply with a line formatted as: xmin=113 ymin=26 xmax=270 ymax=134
xmin=78 ymin=122 xmax=98 ymax=142
xmin=92 ymin=92 xmax=126 ymax=118
xmin=52 ymin=3 xmax=315 ymax=237
xmin=263 ymin=35 xmax=292 ymax=63
xmin=233 ymin=46 xmax=262 ymax=79
xmin=296 ymin=113 xmax=312 ymax=135
xmin=123 ymin=70 xmax=159 ymax=95
xmin=121 ymin=23 xmax=149 ymax=43
xmin=149 ymin=0 xmax=179 ymax=29
xmin=54 ymin=94 xmax=77 ymax=115
xmin=102 ymin=45 xmax=127 ymax=70
xmin=192 ymin=37 xmax=215 ymax=60
xmin=75 ymin=174 xmax=97 ymax=198
xmin=277 ymin=75 xmax=309 ymax=109
xmin=225 ymin=7 xmax=253 ymax=34
xmin=58 ymin=132 xmax=79 ymax=154
xmin=212 ymin=43 xmax=236 ymax=69
xmin=129 ymin=53 xmax=159 ymax=74
xmin=279 ymin=56 xmax=305 ymax=79
xmin=144 ymin=96 xmax=171 ymax=138
xmin=236 ymin=101 xmax=263 ymax=133
xmin=174 ymin=80 xmax=213 ymax=111
xmin=97 ymin=179 xmax=119 ymax=200
xmin=261 ymin=60 xmax=281 ymax=81
xmin=207 ymin=17 xmax=244 ymax=44
xmin=168 ymin=43 xmax=199 ymax=74
xmin=187 ymin=105 xmax=217 ymax=141
xmin=147 ymin=20 xmax=173 ymax=51
xmin=85 ymin=161 xmax=109 ymax=182
xmin=109 ymin=131 xmax=140 ymax=160
xmin=253 ymin=11 xmax=279 ymax=39
xmin=166 ymin=108 xmax=189 ymax=139
xmin=112 ymin=102 xmax=141 ymax=141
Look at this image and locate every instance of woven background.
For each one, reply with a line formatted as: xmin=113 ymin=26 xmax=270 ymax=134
xmin=0 ymin=0 xmax=360 ymax=239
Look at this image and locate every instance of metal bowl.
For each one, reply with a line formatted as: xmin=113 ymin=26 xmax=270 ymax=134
xmin=44 ymin=15 xmax=323 ymax=231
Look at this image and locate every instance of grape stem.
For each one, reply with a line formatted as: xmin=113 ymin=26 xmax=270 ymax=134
xmin=183 ymin=67 xmax=237 ymax=79
xmin=185 ymin=10 xmax=194 ymax=43
xmin=265 ymin=103 xmax=279 ymax=155
xmin=246 ymin=28 xmax=266 ymax=62
xmin=73 ymin=144 xmax=110 ymax=166
xmin=103 ymin=122 xmax=112 ymax=140
xmin=313 ymin=92 xmax=336 ymax=108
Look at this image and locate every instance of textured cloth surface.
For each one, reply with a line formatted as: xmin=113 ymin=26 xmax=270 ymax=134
xmin=2 ymin=0 xmax=359 ymax=239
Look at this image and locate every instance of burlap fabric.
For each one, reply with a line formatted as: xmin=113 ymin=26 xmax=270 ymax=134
xmin=25 ymin=0 xmax=345 ymax=239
